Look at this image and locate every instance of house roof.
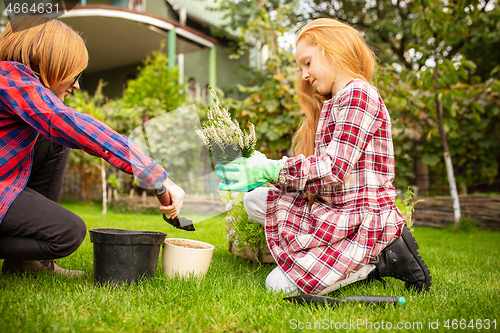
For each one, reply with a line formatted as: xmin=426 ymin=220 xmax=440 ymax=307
xmin=166 ymin=0 xmax=229 ymax=28
xmin=58 ymin=5 xmax=217 ymax=73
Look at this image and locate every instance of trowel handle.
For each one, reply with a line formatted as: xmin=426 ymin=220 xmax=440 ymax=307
xmin=341 ymin=295 xmax=405 ymax=305
xmin=155 ymin=185 xmax=171 ymax=206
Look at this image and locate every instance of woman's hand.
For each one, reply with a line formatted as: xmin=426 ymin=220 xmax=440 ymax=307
xmin=159 ymin=179 xmax=185 ymax=219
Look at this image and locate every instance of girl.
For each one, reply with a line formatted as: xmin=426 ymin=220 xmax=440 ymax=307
xmin=217 ymin=18 xmax=431 ymax=295
xmin=0 ymin=16 xmax=184 ymax=276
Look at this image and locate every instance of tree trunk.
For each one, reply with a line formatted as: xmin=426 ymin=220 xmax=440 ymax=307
xmin=434 ymin=46 xmax=461 ymax=229
xmin=101 ymin=159 xmax=107 ymax=215
xmin=414 ymin=157 xmax=430 ymax=197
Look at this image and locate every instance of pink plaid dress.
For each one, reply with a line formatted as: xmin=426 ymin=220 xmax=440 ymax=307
xmin=265 ymin=79 xmax=405 ymax=294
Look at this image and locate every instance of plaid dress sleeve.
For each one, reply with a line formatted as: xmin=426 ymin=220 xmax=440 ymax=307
xmin=265 ymin=80 xmax=405 ymax=294
xmin=278 ymin=80 xmax=385 ymax=194
xmin=0 ymin=62 xmax=167 ymax=221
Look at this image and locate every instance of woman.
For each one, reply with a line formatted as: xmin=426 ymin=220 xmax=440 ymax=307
xmin=0 ymin=16 xmax=184 ymax=276
xmin=217 ymin=18 xmax=431 ymax=295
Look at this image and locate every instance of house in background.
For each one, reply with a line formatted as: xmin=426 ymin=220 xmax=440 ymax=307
xmin=49 ymin=0 xmax=252 ymax=101
xmin=0 ymin=0 xmax=265 ymax=201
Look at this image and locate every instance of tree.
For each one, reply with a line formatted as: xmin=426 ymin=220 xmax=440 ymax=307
xmin=122 ymin=47 xmax=186 ymax=115
xmin=402 ymin=0 xmax=500 ymax=228
xmin=105 ymin=49 xmax=209 ymax=194
xmin=461 ymin=4 xmax=500 ymax=80
xmin=374 ymin=0 xmax=500 ymax=228
xmin=214 ymin=0 xmax=500 ymax=214
xmin=65 ymin=80 xmax=108 ymax=211
xmin=300 ymin=1 xmax=500 ymax=192
xmin=216 ymin=0 xmax=303 ymax=158
xmin=65 ymin=49 xmax=193 ymax=208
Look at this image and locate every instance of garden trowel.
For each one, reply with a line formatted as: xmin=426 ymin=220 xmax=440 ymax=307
xmin=155 ymin=185 xmax=195 ymax=231
xmin=284 ymin=294 xmax=405 ymax=306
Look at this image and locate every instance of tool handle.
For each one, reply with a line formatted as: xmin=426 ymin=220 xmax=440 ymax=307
xmin=341 ymin=296 xmax=405 ymax=305
xmin=155 ymin=185 xmax=171 ymax=207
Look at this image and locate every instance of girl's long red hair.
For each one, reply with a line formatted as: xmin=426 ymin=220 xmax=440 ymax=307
xmin=292 ymin=18 xmax=376 ymax=157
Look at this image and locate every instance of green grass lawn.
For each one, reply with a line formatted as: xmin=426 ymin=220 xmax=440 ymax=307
xmin=1 ymin=201 xmax=499 ymax=332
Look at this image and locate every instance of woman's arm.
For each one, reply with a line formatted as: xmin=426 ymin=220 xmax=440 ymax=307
xmin=0 ymin=62 xmax=167 ymax=189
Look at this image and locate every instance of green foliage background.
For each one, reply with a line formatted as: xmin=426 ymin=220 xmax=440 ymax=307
xmin=64 ymin=0 xmax=500 ymax=198
xmin=216 ymin=0 xmax=500 ymax=194
xmin=65 ymin=49 xmax=192 ymax=198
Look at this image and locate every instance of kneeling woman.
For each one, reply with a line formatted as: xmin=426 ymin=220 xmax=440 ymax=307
xmin=0 ymin=16 xmax=184 ymax=276
xmin=217 ymin=18 xmax=431 ymax=295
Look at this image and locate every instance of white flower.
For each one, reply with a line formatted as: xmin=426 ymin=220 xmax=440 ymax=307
xmin=197 ymin=88 xmax=255 ymax=160
xmin=226 ymin=229 xmax=236 ymax=240
xmin=230 ymin=192 xmax=239 ymax=199
xmin=225 ymin=199 xmax=236 ymax=211
xmin=249 ymin=123 xmax=256 ymax=140
xmin=195 ymin=129 xmax=210 ymax=149
xmin=208 ymin=126 xmax=222 ymax=143
xmin=237 ymin=131 xmax=244 ymax=148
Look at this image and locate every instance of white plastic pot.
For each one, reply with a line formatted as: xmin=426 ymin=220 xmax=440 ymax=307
xmin=162 ymin=238 xmax=214 ymax=278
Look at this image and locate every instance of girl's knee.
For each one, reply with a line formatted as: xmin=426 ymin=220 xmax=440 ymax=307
xmin=244 ymin=188 xmax=269 ymax=225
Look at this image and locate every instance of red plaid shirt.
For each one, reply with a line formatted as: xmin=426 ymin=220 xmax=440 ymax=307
xmin=266 ymin=80 xmax=405 ymax=294
xmin=0 ymin=61 xmax=168 ymax=222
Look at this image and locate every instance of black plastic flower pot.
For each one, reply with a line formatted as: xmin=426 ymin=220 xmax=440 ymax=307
xmin=89 ymin=228 xmax=167 ymax=286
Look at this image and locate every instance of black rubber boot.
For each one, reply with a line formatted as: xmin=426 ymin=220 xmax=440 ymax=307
xmin=369 ymin=226 xmax=432 ymax=292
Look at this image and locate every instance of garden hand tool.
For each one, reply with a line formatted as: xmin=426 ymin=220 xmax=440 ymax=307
xmin=216 ymin=151 xmax=283 ymax=191
xmin=155 ymin=185 xmax=195 ymax=231
xmin=284 ymin=294 xmax=405 ymax=307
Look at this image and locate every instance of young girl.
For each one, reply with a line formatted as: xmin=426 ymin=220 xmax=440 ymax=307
xmin=217 ymin=18 xmax=431 ymax=295
xmin=0 ymin=16 xmax=184 ymax=276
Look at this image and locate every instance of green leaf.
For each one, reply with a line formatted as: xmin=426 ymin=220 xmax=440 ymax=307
xmin=442 ymin=93 xmax=454 ymax=117
xmin=412 ymin=19 xmax=422 ymax=38
xmin=472 ymin=111 xmax=481 ymax=123
xmin=421 ymin=153 xmax=441 ymax=166
xmin=460 ymin=58 xmax=477 ymax=70
xmin=472 ymin=101 xmax=485 ymax=114
xmin=263 ymin=100 xmax=279 ymax=113
xmin=490 ymin=65 xmax=500 ymax=77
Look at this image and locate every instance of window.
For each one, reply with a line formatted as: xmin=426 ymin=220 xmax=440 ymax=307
xmin=129 ymin=0 xmax=145 ymax=12
xmin=187 ymin=77 xmax=200 ymax=101
xmin=123 ymin=73 xmax=137 ymax=92
xmin=202 ymin=84 xmax=210 ymax=104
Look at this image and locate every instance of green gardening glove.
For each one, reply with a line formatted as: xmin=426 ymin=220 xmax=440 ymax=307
xmin=216 ymin=152 xmax=283 ymax=191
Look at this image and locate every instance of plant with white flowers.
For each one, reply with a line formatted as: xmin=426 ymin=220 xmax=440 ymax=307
xmin=196 ymin=88 xmax=256 ymax=163
xmin=220 ymin=191 xmax=269 ymax=263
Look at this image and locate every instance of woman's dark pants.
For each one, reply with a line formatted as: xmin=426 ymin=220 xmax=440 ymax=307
xmin=0 ymin=135 xmax=87 ymax=260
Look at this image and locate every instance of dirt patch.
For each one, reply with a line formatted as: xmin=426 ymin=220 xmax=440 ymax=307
xmin=166 ymin=239 xmax=211 ymax=249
